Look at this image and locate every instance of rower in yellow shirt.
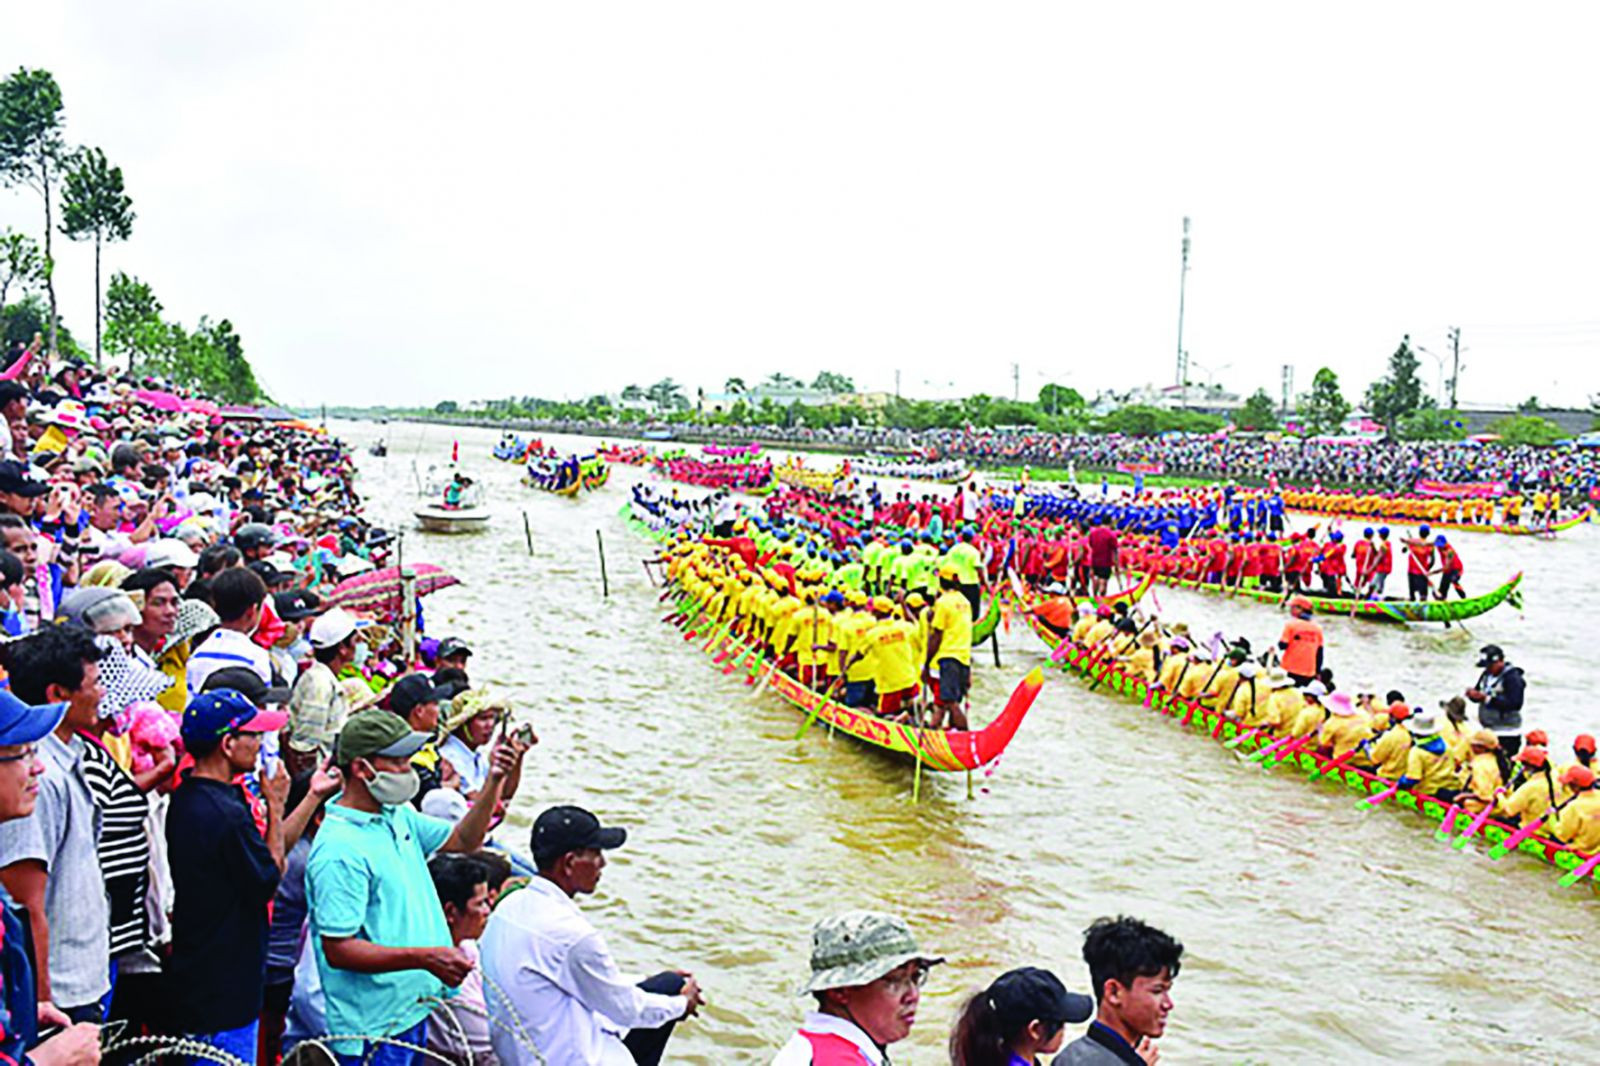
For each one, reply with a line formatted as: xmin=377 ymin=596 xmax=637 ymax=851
xmin=795 ymin=591 xmax=839 ymax=688
xmin=1318 ymin=692 xmax=1372 ymax=759
xmin=1458 ymin=730 xmax=1506 ymax=814
xmin=1501 ymin=748 xmax=1559 ymax=825
xmin=1253 ymin=670 xmax=1299 ymax=731
xmin=1069 ymin=602 xmax=1100 ymax=645
xmin=862 ymin=601 xmax=920 ymax=720
xmin=1198 ymin=645 xmax=1248 ymax=711
xmin=1225 ymin=661 xmax=1262 ymax=722
xmin=1117 ymin=628 xmax=1161 ymax=683
xmin=1397 ymin=712 xmax=1462 ymax=797
xmin=925 ymin=565 xmax=974 ymax=730
xmin=1554 ymin=765 xmax=1600 ymax=853
xmin=1155 ymin=636 xmax=1195 ymax=696
xmin=1366 ymin=704 xmax=1415 ymax=778
xmin=1176 ymin=646 xmax=1217 ymax=703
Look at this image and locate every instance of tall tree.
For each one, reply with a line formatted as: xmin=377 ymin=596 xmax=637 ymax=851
xmin=1298 ymin=367 xmax=1350 ymax=434
xmin=0 ymin=229 xmax=42 ymax=315
xmin=1365 ymin=334 xmax=1424 ymax=439
xmin=1037 ymin=383 xmax=1086 ymax=415
xmin=724 ymin=375 xmax=746 ymax=393
xmin=620 ymin=383 xmax=644 ymax=401
xmin=1237 ymin=388 xmax=1280 ymax=431
xmin=60 ymin=147 xmax=134 ymax=367
xmin=103 ymin=271 xmax=164 ymax=367
xmin=811 ymin=370 xmax=855 ymax=393
xmin=0 ymin=69 xmax=66 ymax=354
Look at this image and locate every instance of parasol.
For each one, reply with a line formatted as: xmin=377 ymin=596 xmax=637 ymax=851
xmin=326 ymin=562 xmax=461 ymax=612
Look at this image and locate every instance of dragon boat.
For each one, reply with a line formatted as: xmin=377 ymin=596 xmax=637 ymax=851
xmin=1012 ymin=587 xmax=1600 ymax=891
xmin=1282 ymin=504 xmax=1593 ymax=536
xmin=1135 ymin=570 xmax=1523 ymax=624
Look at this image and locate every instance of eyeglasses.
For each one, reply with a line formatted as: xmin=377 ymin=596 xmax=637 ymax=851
xmin=0 ymin=745 xmax=39 ymax=764
xmin=875 ymin=962 xmax=931 ymax=995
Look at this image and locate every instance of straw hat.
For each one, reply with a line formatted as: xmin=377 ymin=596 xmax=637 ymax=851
xmin=339 ymin=676 xmax=390 ymax=713
xmin=1406 ymin=711 xmax=1439 ymax=736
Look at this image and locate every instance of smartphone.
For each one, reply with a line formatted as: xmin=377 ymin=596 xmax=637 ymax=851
xmin=513 ymin=723 xmax=535 ymax=747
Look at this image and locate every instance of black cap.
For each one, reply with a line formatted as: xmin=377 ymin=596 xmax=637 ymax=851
xmin=235 ymin=522 xmax=278 ymax=551
xmin=531 ymin=805 xmax=626 ymax=865
xmin=1477 ymin=644 xmax=1505 ymax=667
xmin=388 ymin=673 xmax=449 ymax=715
xmin=0 ymin=460 xmax=50 ymax=497
xmin=249 ymin=559 xmax=294 ymax=588
xmin=0 ymin=382 xmax=27 ymax=407
xmin=273 ymin=588 xmax=321 ymax=621
xmin=985 ymin=967 xmax=1095 ymax=1029
xmin=202 ymin=665 xmax=291 ymax=707
xmin=437 ymin=637 xmax=472 ymax=660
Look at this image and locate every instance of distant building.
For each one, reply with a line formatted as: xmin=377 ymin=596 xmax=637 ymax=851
xmin=1117 ymin=383 xmax=1244 ymax=415
xmin=700 ymin=385 xmax=850 ymax=414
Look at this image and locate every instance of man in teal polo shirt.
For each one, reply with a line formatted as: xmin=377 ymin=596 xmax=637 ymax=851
xmin=306 ymin=708 xmax=525 ymax=1065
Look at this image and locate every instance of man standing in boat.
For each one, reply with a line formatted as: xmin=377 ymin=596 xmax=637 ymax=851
xmin=1277 ymin=597 xmax=1323 ymax=687
xmin=924 ymin=564 xmax=973 ymax=731
xmin=1466 ymin=643 xmax=1525 ymax=769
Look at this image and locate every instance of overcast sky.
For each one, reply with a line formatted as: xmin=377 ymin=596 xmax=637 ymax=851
xmin=3 ymin=3 xmax=1598 ymax=410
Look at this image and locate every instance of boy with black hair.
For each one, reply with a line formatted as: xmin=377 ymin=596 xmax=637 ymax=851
xmin=185 ymin=566 xmax=270 ymax=694
xmin=1053 ymin=916 xmax=1183 ymax=1066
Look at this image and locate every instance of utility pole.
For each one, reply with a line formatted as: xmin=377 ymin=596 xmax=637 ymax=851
xmin=1447 ymin=326 xmax=1463 ymax=408
xmin=1280 ymin=364 xmax=1294 ymax=417
xmin=1175 ymin=217 xmax=1191 ymax=387
xmin=1012 ymin=362 xmax=1020 ymax=402
xmin=894 ymin=368 xmax=901 ymax=399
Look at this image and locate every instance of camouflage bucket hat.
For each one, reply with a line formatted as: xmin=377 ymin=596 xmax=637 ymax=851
xmin=797 ymin=910 xmax=943 ymax=994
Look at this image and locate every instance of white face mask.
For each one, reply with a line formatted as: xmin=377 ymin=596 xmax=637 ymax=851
xmin=366 ymin=766 xmax=420 ymax=807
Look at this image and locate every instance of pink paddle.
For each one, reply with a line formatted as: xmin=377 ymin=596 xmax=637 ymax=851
xmin=1358 ymin=783 xmax=1401 ymax=810
xmin=1452 ymin=793 xmax=1506 ymax=849
xmin=1432 ymin=804 xmax=1461 ymax=841
xmin=1558 ymin=849 xmax=1600 ymax=887
xmin=1488 ymin=813 xmax=1548 ymax=861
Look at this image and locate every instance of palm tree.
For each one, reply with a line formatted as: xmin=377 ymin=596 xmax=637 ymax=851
xmin=725 ymin=376 xmax=746 ymax=393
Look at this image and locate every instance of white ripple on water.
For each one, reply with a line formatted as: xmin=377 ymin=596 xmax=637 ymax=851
xmin=348 ymin=421 xmax=1600 ymax=1063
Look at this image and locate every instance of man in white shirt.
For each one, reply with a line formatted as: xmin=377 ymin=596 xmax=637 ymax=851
xmin=479 ymin=806 xmax=703 ymax=1065
xmin=185 ymin=567 xmax=274 ymax=694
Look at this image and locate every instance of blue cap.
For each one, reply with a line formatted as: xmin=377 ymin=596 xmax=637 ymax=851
xmin=1419 ymin=524 xmax=1431 ymax=535
xmin=1435 ymin=535 xmax=1447 ymax=545
xmin=822 ymin=590 xmax=845 ymax=605
xmin=0 ymin=689 xmax=65 ymax=747
xmin=1378 ymin=526 xmax=1389 ymax=536
xmin=1363 ymin=527 xmax=1374 ymax=536
xmin=1330 ymin=531 xmax=1343 ymax=541
xmin=181 ymin=690 xmax=287 ymax=747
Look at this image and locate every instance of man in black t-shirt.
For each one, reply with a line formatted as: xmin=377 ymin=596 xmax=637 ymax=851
xmin=166 ymin=689 xmax=334 ymax=1059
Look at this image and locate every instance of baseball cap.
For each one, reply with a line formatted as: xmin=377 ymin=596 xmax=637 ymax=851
xmin=531 ymin=805 xmax=626 ymax=866
xmin=1514 ymin=748 xmax=1549 ymax=768
xmin=247 ymin=559 xmax=295 ymax=589
xmin=1475 ymin=644 xmax=1505 ymax=667
xmin=181 ymin=689 xmax=287 ymax=746
xmin=0 ymin=460 xmax=50 ymax=498
xmin=234 ymin=522 xmax=279 ymax=552
xmin=273 ymin=588 xmax=321 ymax=622
xmin=984 ymin=967 xmax=1095 ymax=1030
xmin=1576 ymin=734 xmax=1597 ymax=755
xmin=0 ymin=689 xmax=66 ymax=746
xmin=388 ymin=673 xmax=450 ymax=715
xmin=436 ymin=637 xmax=472 ymax=660
xmin=333 ymin=708 xmax=430 ymax=764
xmin=1561 ymin=765 xmax=1596 ymax=790
xmin=309 ymin=607 xmax=359 ymax=649
xmin=202 ymin=665 xmax=291 ymax=707
xmin=144 ymin=539 xmax=199 ymax=571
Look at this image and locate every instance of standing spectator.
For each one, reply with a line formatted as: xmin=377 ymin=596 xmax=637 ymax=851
xmin=950 ymin=967 xmax=1093 ymax=1066
xmin=1466 ymin=643 xmax=1525 ymax=769
xmin=0 ymin=687 xmax=104 ymax=1065
xmin=184 ymin=566 xmax=271 ymax=694
xmin=480 ymin=805 xmax=702 ymax=1065
xmin=772 ymin=910 xmax=938 ymax=1065
xmin=1086 ymin=517 xmax=1119 ymax=599
xmin=0 ymin=626 xmax=111 ymax=1024
xmin=165 ymin=689 xmax=334 ymax=1059
xmin=285 ymin=607 xmax=361 ymax=772
xmin=1053 ymin=917 xmax=1183 ymax=1066
xmin=426 ymin=854 xmax=498 ymax=1065
xmin=306 ymin=709 xmax=521 ymax=1066
xmin=439 ymin=689 xmax=505 ymax=799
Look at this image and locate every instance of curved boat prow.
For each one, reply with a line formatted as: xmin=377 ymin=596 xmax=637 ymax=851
xmin=954 ymin=667 xmax=1043 ymax=768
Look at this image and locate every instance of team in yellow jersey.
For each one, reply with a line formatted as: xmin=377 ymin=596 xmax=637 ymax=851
xmin=662 ymin=522 xmax=978 ymax=729
xmin=1273 ymin=488 xmax=1565 ymax=529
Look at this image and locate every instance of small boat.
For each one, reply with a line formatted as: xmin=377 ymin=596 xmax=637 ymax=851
xmin=1016 ymin=603 xmax=1600 ymax=891
xmin=1134 ymin=570 xmax=1524 ymax=624
xmin=413 ymin=503 xmax=490 ymax=534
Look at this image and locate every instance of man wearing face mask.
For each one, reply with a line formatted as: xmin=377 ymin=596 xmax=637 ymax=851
xmin=307 ymin=709 xmax=523 ymax=1066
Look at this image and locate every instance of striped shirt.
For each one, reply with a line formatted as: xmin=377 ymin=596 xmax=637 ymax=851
xmin=79 ymin=737 xmax=151 ymax=958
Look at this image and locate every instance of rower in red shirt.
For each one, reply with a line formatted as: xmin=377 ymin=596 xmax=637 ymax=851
xmin=1317 ymin=530 xmax=1348 ymax=596
xmin=1351 ymin=528 xmax=1377 ymax=597
xmin=1403 ymin=524 xmax=1435 ymax=603
xmin=1434 ymin=534 xmax=1466 ymax=599
xmin=1373 ymin=526 xmax=1395 ymax=596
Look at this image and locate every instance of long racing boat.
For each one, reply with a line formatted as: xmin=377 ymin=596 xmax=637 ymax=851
xmin=1012 ymin=588 xmax=1600 ymax=892
xmin=1135 ymin=570 xmax=1523 ymax=624
xmin=1283 ymin=504 xmax=1593 ymax=537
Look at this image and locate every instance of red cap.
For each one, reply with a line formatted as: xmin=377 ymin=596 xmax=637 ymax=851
xmin=1525 ymin=729 xmax=1549 ymax=747
xmin=1577 ymin=734 xmax=1598 ymax=755
xmin=1388 ymin=702 xmax=1412 ymax=721
xmin=1514 ymin=748 xmax=1549 ymax=768
xmin=1562 ymin=765 xmax=1596 ymax=789
xmin=1289 ymin=595 xmax=1313 ymax=614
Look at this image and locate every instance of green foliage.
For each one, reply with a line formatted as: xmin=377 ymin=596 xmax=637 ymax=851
xmin=620 ymin=383 xmax=644 ymax=401
xmin=1398 ymin=406 xmax=1467 ymax=441
xmin=1297 ymin=367 xmax=1350 ymax=435
xmin=644 ymin=378 xmax=688 ymax=411
xmin=1236 ymin=388 xmax=1279 ymax=431
xmin=434 ymin=400 xmax=458 ymax=414
xmin=103 ymin=272 xmax=164 ymax=365
xmin=1517 ymin=395 xmax=1541 ymax=414
xmin=60 ymin=147 xmax=133 ymax=245
xmin=0 ymin=229 xmax=42 ymax=308
xmin=1487 ymin=414 xmax=1565 ymax=447
xmin=1094 ymin=405 xmax=1226 ymax=436
xmin=723 ymin=376 xmax=746 ymax=393
xmin=763 ymin=372 xmax=803 ymax=389
xmin=1365 ymin=335 xmax=1425 ymax=437
xmin=2 ymin=293 xmax=78 ymax=352
xmin=811 ymin=370 xmax=854 ymax=393
xmin=1038 ymin=383 xmax=1085 ymax=415
xmin=105 ymin=273 xmax=261 ymax=402
xmin=0 ymin=68 xmax=67 ymax=352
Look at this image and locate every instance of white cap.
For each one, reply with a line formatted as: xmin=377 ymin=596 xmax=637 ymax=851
xmin=309 ymin=607 xmax=359 ymax=649
xmin=145 ymin=538 xmax=199 ymax=570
